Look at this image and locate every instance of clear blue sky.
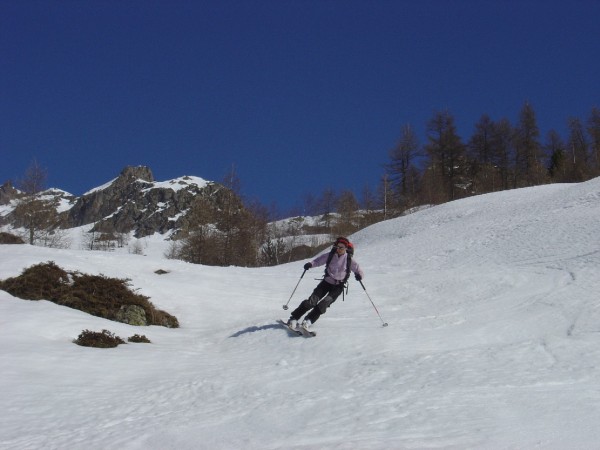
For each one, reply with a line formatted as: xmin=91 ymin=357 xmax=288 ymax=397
xmin=2 ymin=0 xmax=599 ymax=216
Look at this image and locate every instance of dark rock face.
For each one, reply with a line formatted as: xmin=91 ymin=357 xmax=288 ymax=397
xmin=66 ymin=166 xmax=156 ymax=229
xmin=0 ymin=181 xmax=20 ymax=205
xmin=65 ymin=166 xmax=234 ymax=238
xmin=2 ymin=165 xmax=238 ymax=239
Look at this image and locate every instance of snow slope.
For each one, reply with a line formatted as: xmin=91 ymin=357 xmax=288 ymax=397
xmin=1 ymin=178 xmax=600 ymax=449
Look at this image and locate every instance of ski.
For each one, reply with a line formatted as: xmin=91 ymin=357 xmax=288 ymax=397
xmin=298 ymin=324 xmax=316 ymax=338
xmin=277 ymin=319 xmax=302 ymax=336
xmin=276 ymin=319 xmax=316 ymax=337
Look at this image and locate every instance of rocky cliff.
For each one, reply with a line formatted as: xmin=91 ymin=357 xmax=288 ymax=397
xmin=64 ymin=166 xmax=235 ymax=238
xmin=0 ymin=182 xmax=20 ymax=206
xmin=2 ymin=166 xmax=237 ymax=239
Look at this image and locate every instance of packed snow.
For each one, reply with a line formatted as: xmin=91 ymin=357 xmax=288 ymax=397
xmin=82 ymin=174 xmax=209 ymax=197
xmin=144 ymin=176 xmax=210 ymax=192
xmin=83 ymin=177 xmax=118 ymax=195
xmin=1 ymin=178 xmax=600 ymax=449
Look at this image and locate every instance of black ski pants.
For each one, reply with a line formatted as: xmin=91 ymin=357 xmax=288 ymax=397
xmin=290 ymin=279 xmax=344 ymax=324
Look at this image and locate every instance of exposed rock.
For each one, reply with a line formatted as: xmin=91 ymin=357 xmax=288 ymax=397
xmin=60 ymin=166 xmax=232 ymax=238
xmin=1 ymin=165 xmax=242 ymax=240
xmin=115 ymin=304 xmax=148 ymax=326
xmin=65 ymin=166 xmax=156 ymax=229
xmin=0 ymin=181 xmax=20 ymax=205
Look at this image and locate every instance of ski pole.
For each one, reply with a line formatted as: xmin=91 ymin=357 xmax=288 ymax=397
xmin=282 ymin=269 xmax=306 ymax=310
xmin=359 ymin=280 xmax=388 ymax=327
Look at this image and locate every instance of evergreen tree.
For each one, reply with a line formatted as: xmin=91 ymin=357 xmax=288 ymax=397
xmin=387 ymin=124 xmax=421 ymax=208
xmin=566 ymin=117 xmax=590 ymax=181
xmin=424 ymin=110 xmax=468 ymax=201
xmin=587 ymin=107 xmax=600 ymax=176
xmin=546 ymin=130 xmax=567 ymax=181
xmin=468 ymin=114 xmax=498 ymax=194
xmin=513 ymin=102 xmax=547 ymax=187
xmin=490 ymin=118 xmax=514 ymax=190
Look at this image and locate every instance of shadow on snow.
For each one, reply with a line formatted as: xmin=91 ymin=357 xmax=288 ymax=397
xmin=229 ymin=323 xmax=287 ymax=338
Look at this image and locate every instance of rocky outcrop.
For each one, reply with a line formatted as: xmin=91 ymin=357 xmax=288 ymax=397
xmin=66 ymin=166 xmax=155 ymax=228
xmin=115 ymin=304 xmax=148 ymax=326
xmin=0 ymin=183 xmax=75 ymax=229
xmin=2 ymin=165 xmax=240 ymax=239
xmin=0 ymin=181 xmax=20 ymax=206
xmin=61 ymin=165 xmax=232 ymax=238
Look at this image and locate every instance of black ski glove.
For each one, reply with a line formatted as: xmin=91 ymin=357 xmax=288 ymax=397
xmin=355 ymin=274 xmax=362 ymax=281
xmin=304 ymin=263 xmax=312 ymax=270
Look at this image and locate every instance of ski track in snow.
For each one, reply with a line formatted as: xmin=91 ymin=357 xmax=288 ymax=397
xmin=2 ymin=178 xmax=600 ymax=449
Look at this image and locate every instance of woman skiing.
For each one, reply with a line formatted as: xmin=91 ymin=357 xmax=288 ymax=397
xmin=287 ymin=237 xmax=364 ymax=332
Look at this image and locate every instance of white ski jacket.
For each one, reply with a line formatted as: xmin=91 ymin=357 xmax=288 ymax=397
xmin=310 ymin=251 xmax=364 ymax=285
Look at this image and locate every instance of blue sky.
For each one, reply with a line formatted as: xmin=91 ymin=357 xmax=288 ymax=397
xmin=2 ymin=0 xmax=599 ymax=216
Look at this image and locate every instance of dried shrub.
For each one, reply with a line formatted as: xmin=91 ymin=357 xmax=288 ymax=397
xmin=128 ymin=334 xmax=151 ymax=343
xmin=74 ymin=329 xmax=125 ymax=348
xmin=0 ymin=261 xmax=71 ymax=300
xmin=0 ymin=261 xmax=179 ymax=328
xmin=63 ymin=273 xmax=151 ymax=322
xmin=0 ymin=232 xmax=25 ymax=244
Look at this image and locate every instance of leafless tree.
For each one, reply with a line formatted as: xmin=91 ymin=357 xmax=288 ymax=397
xmin=513 ymin=102 xmax=547 ymax=187
xmin=424 ymin=110 xmax=468 ymax=202
xmin=334 ymin=190 xmax=360 ymax=236
xmin=14 ymin=159 xmax=64 ymax=246
xmin=388 ymin=124 xmax=421 ymax=208
xmin=588 ymin=107 xmax=600 ymax=176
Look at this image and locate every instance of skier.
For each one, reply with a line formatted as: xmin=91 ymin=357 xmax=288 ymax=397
xmin=287 ymin=237 xmax=364 ymax=332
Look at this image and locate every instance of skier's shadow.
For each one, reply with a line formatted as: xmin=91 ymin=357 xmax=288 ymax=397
xmin=230 ymin=324 xmax=281 ymax=338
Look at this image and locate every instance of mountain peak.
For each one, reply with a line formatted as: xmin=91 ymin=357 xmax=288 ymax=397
xmin=118 ymin=166 xmax=154 ymax=183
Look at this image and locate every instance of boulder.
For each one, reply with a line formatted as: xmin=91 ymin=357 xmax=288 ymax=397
xmin=115 ymin=305 xmax=148 ymax=326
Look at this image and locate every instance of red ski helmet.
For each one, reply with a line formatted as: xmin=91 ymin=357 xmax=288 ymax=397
xmin=335 ymin=237 xmax=350 ymax=247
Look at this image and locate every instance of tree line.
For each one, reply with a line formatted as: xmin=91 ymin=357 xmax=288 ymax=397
xmin=384 ymin=103 xmax=600 ymax=214
xmin=180 ymin=99 xmax=600 ymax=267
xmin=6 ymin=103 xmax=599 ymax=267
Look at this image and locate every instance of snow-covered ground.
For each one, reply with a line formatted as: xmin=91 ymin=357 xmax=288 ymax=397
xmin=2 ymin=178 xmax=600 ymax=449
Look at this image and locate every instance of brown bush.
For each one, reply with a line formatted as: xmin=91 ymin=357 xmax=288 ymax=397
xmin=0 ymin=261 xmax=179 ymax=328
xmin=128 ymin=334 xmax=151 ymax=343
xmin=74 ymin=329 xmax=125 ymax=348
xmin=0 ymin=261 xmax=71 ymax=301
xmin=0 ymin=232 xmax=25 ymax=244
